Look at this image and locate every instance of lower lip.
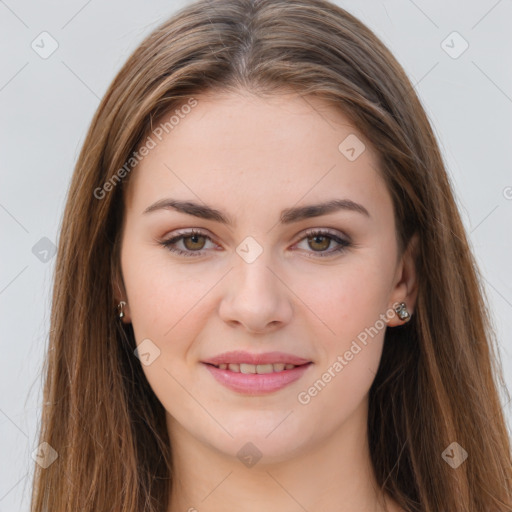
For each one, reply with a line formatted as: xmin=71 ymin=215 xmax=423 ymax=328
xmin=203 ymin=363 xmax=312 ymax=394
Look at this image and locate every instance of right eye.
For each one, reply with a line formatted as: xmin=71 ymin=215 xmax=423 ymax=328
xmin=160 ymin=229 xmax=218 ymax=257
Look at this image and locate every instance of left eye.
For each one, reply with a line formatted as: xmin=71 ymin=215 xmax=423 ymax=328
xmin=160 ymin=229 xmax=351 ymax=258
xmin=294 ymin=229 xmax=351 ymax=257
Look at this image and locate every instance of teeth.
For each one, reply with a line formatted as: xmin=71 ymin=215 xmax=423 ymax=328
xmin=256 ymin=364 xmax=275 ymax=374
xmin=217 ymin=363 xmax=298 ymax=373
xmin=240 ymin=363 xmax=257 ymax=374
xmin=256 ymin=364 xmax=274 ymax=374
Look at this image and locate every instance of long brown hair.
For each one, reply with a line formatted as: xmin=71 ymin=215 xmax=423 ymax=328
xmin=30 ymin=0 xmax=512 ymax=510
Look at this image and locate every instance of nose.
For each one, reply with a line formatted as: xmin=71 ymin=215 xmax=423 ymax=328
xmin=218 ymin=251 xmax=293 ymax=334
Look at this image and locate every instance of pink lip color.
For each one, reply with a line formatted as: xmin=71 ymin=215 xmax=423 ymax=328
xmin=203 ymin=362 xmax=312 ymax=394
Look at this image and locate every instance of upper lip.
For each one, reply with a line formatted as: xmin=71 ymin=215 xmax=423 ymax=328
xmin=202 ymin=351 xmax=311 ymax=366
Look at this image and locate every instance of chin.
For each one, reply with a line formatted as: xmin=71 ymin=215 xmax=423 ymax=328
xmin=202 ymin=417 xmax=314 ymax=464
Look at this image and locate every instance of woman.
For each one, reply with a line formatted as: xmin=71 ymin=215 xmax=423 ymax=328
xmin=30 ymin=0 xmax=512 ymax=511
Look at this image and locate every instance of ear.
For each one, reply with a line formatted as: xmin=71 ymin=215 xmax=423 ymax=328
xmin=386 ymin=233 xmax=419 ymax=327
xmin=112 ymin=251 xmax=132 ymax=324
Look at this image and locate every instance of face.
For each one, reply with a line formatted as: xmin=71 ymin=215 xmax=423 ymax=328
xmin=117 ymin=89 xmax=416 ymax=463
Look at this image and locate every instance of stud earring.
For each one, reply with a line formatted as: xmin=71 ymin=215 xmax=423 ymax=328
xmin=117 ymin=301 xmax=127 ymax=319
xmin=394 ymin=302 xmax=411 ymax=323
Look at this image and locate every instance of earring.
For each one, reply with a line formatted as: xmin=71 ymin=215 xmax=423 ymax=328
xmin=394 ymin=302 xmax=411 ymax=323
xmin=117 ymin=301 xmax=127 ymax=319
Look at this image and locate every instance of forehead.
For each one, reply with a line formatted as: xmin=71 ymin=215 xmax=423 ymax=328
xmin=125 ymin=90 xmax=386 ymax=218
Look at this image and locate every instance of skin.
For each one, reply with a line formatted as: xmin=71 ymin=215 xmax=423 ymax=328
xmin=116 ymin=89 xmax=417 ymax=512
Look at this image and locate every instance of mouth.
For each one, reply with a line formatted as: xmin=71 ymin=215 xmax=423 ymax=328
xmin=202 ymin=361 xmax=313 ymax=394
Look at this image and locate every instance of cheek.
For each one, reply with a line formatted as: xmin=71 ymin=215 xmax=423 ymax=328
xmin=290 ymin=255 xmax=392 ymax=407
xmin=292 ymin=257 xmax=392 ymax=344
xmin=121 ymin=238 xmax=198 ymax=333
xmin=121 ymin=245 xmax=223 ymax=378
xmin=295 ymin=266 xmax=388 ymax=419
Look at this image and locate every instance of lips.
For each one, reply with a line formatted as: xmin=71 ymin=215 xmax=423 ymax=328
xmin=201 ymin=351 xmax=313 ymax=394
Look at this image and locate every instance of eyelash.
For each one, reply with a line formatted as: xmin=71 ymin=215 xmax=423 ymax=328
xmin=159 ymin=228 xmax=351 ymax=258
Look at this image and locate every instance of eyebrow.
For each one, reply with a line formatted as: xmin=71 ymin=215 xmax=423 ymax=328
xmin=143 ymin=198 xmax=370 ymax=225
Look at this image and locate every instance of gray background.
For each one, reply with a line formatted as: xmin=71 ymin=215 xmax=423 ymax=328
xmin=1 ymin=0 xmax=511 ymax=509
